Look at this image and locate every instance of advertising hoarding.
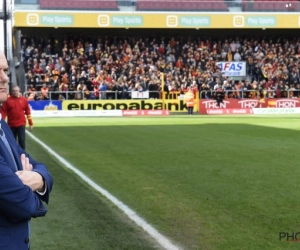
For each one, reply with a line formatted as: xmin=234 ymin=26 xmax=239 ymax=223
xmin=14 ymin=11 xmax=300 ymax=29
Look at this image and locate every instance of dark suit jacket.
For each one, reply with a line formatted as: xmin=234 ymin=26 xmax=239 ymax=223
xmin=0 ymin=119 xmax=53 ymax=250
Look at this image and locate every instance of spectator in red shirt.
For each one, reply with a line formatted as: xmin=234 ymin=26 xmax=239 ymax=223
xmin=1 ymin=85 xmax=33 ymax=150
xmin=158 ymin=44 xmax=165 ymax=55
xmin=32 ymin=63 xmax=44 ymax=75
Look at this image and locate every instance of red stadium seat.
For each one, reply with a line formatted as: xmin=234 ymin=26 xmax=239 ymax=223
xmin=245 ymin=0 xmax=299 ymax=12
xmin=135 ymin=0 xmax=229 ymax=12
xmin=212 ymin=1 xmax=228 ymax=11
xmin=39 ymin=0 xmax=119 ymax=10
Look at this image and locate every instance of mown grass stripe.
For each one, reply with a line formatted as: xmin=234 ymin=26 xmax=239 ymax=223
xmin=26 ymin=131 xmax=182 ymax=250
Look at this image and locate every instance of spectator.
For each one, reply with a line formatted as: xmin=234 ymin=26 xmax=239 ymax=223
xmin=40 ymin=83 xmax=49 ymax=100
xmin=1 ymin=85 xmax=33 ymax=150
xmin=67 ymin=83 xmax=76 ymax=100
xmin=234 ymin=50 xmax=242 ymax=61
xmin=184 ymin=87 xmax=195 ymax=115
xmin=26 ymin=84 xmax=37 ymax=101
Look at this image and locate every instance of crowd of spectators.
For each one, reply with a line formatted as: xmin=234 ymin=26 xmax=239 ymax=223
xmin=20 ymin=31 xmax=300 ymax=101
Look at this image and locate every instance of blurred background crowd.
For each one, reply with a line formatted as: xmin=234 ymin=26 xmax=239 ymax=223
xmin=21 ymin=31 xmax=300 ymax=101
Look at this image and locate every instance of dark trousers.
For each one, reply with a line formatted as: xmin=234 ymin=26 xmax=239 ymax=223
xmin=10 ymin=126 xmax=26 ymax=150
xmin=187 ymin=107 xmax=193 ymax=115
xmin=216 ymin=98 xmax=223 ymax=107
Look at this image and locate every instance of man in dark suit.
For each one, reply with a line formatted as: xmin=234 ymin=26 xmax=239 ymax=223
xmin=215 ymin=87 xmax=225 ymax=107
xmin=0 ymin=50 xmax=53 ymax=250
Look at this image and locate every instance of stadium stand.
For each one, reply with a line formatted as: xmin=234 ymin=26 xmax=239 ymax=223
xmin=136 ymin=0 xmax=229 ymax=12
xmin=16 ymin=0 xmax=300 ymax=100
xmin=38 ymin=0 xmax=300 ymax=12
xmin=242 ymin=0 xmax=300 ymax=12
xmin=39 ymin=0 xmax=119 ymax=11
xmin=20 ymin=29 xmax=300 ymax=101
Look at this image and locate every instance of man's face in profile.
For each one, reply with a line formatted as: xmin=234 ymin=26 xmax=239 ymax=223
xmin=0 ymin=51 xmax=9 ymax=103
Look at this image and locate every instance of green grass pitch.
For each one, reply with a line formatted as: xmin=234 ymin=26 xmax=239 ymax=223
xmin=27 ymin=116 xmax=300 ymax=250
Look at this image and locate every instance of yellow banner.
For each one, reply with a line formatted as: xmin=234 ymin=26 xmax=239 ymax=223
xmin=14 ymin=11 xmax=300 ymax=28
xmin=62 ymin=99 xmax=198 ymax=112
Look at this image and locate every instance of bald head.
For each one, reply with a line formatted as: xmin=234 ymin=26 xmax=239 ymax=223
xmin=0 ymin=50 xmax=9 ymax=103
xmin=0 ymin=50 xmax=9 ymax=85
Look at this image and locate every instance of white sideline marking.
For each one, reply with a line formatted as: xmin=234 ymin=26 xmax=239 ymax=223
xmin=27 ymin=132 xmax=182 ymax=250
